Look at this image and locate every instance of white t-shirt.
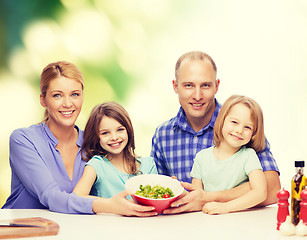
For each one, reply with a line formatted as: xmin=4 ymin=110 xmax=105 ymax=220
xmin=190 ymin=146 xmax=262 ymax=192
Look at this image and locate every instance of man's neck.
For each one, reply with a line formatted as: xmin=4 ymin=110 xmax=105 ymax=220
xmin=188 ymin=116 xmax=210 ymax=133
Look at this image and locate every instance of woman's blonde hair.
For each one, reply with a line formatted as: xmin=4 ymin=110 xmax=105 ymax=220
xmin=214 ymin=95 xmax=265 ymax=152
xmin=40 ymin=61 xmax=84 ymax=122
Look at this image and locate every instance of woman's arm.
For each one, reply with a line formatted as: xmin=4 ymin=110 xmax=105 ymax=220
xmin=7 ymin=128 xmax=160 ymax=217
xmin=203 ymin=169 xmax=267 ymax=214
xmin=8 ymin=129 xmax=94 ymax=214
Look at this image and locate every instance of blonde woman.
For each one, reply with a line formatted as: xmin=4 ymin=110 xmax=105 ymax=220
xmin=2 ymin=61 xmax=157 ymax=217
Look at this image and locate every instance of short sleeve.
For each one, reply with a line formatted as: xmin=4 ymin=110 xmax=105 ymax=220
xmin=86 ymin=156 xmax=103 ymax=182
xmin=190 ymin=151 xmax=203 ymax=180
xmin=244 ymin=148 xmax=263 ymax=175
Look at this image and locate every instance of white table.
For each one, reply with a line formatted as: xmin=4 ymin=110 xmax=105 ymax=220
xmin=0 ymin=205 xmax=302 ymax=240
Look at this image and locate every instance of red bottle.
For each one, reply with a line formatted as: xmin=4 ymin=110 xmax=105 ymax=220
xmin=300 ymin=187 xmax=307 ymax=224
xmin=277 ymin=188 xmax=290 ymax=230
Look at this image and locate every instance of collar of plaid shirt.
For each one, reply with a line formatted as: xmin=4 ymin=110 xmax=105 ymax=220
xmin=173 ymin=99 xmax=221 ymax=135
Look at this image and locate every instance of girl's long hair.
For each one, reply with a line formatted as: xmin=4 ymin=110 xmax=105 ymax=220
xmin=81 ymin=102 xmax=138 ymax=174
xmin=214 ymin=95 xmax=265 ymax=152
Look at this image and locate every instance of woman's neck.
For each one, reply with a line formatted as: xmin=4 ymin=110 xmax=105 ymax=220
xmin=46 ymin=121 xmax=77 ymax=144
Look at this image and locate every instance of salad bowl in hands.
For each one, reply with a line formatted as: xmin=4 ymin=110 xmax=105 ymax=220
xmin=125 ymin=174 xmax=184 ymax=214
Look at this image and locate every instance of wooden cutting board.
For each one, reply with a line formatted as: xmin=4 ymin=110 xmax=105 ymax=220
xmin=0 ymin=217 xmax=59 ymax=239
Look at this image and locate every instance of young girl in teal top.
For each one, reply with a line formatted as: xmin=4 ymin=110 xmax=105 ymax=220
xmin=74 ymin=102 xmax=157 ymax=198
xmin=190 ymin=95 xmax=267 ymax=214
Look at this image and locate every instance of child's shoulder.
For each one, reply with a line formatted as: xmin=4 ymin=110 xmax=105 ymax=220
xmin=87 ymin=155 xmax=107 ymax=164
xmin=196 ymin=146 xmax=214 ymax=156
xmin=136 ymin=156 xmax=155 ymax=167
xmin=91 ymin=155 xmax=105 ymax=160
xmin=239 ymin=147 xmax=258 ymax=159
xmin=241 ymin=146 xmax=257 ymax=154
xmin=136 ymin=156 xmax=154 ymax=163
xmin=137 ymin=156 xmax=157 ymax=174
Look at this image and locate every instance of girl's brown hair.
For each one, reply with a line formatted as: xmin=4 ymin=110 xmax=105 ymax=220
xmin=40 ymin=61 xmax=84 ymax=122
xmin=81 ymin=102 xmax=138 ymax=174
xmin=214 ymin=95 xmax=265 ymax=152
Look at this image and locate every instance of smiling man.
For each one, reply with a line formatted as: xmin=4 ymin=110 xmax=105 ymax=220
xmin=150 ymin=51 xmax=281 ymax=213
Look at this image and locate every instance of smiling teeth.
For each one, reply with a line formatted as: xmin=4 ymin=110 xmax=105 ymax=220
xmin=192 ymin=104 xmax=202 ymax=106
xmin=61 ymin=111 xmax=73 ymax=115
xmin=110 ymin=143 xmax=120 ymax=147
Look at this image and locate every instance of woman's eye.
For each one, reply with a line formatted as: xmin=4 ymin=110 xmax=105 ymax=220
xmin=53 ymin=94 xmax=61 ymax=98
xmin=118 ymin=127 xmax=126 ymax=132
xmin=72 ymin=93 xmax=80 ymax=97
xmin=100 ymin=132 xmax=108 ymax=135
xmin=231 ymin=121 xmax=238 ymax=124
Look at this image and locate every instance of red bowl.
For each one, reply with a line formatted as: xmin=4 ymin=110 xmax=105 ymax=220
xmin=125 ymin=174 xmax=184 ymax=214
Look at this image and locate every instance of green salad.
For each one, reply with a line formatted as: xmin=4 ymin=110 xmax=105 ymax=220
xmin=135 ymin=184 xmax=174 ymax=199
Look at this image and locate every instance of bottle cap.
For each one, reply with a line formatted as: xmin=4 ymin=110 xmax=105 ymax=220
xmin=295 ymin=161 xmax=305 ymax=167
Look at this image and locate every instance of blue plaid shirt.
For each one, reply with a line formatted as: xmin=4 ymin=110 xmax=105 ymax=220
xmin=151 ymin=99 xmax=279 ymax=183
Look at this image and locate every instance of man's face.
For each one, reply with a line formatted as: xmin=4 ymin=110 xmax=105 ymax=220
xmin=173 ymin=59 xmax=220 ymax=126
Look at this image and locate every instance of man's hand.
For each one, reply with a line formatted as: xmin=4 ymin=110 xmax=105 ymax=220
xmin=163 ymin=181 xmax=207 ymax=214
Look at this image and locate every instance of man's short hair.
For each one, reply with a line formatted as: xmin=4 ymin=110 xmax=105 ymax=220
xmin=175 ymin=51 xmax=217 ymax=79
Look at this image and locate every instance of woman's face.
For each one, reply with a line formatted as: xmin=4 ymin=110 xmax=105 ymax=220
xmin=40 ymin=76 xmax=83 ymax=129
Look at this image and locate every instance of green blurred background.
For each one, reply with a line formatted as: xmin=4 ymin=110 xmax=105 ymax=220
xmin=1 ymin=0 xmax=307 ymax=206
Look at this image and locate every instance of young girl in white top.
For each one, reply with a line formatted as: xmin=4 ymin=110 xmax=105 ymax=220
xmin=73 ymin=102 xmax=157 ymax=199
xmin=190 ymin=95 xmax=267 ymax=214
